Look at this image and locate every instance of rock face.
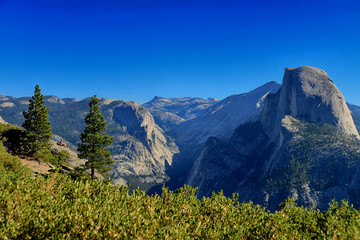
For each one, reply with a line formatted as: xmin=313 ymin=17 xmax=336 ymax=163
xmin=187 ymin=66 xmax=360 ymax=210
xmin=101 ymin=101 xmax=179 ymax=187
xmin=172 ymin=81 xmax=280 ymax=145
xmin=261 ymin=66 xmax=359 ymax=142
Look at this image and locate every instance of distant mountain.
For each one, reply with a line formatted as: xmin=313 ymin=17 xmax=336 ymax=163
xmin=0 ymin=96 xmax=178 ymax=190
xmin=171 ymin=81 xmax=281 ymax=146
xmin=144 ymin=96 xmax=218 ymax=120
xmin=143 ymin=96 xmax=218 ymax=131
xmin=348 ymin=103 xmax=360 ymax=133
xmin=187 ymin=66 xmax=360 ymax=210
xmin=164 ymin=81 xmax=281 ymax=191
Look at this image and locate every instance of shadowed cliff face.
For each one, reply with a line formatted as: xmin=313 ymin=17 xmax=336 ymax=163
xmin=186 ymin=66 xmax=360 ymax=211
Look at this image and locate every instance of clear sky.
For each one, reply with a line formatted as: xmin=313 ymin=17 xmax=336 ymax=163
xmin=1 ymin=0 xmax=360 ymax=104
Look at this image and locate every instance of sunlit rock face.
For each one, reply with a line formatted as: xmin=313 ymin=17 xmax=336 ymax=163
xmin=261 ymin=66 xmax=359 ymax=142
xmin=107 ymin=101 xmax=179 ymax=185
xmin=173 ymin=81 xmax=281 ymax=146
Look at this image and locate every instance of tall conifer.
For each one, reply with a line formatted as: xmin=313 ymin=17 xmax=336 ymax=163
xmin=77 ymin=95 xmax=114 ymax=179
xmin=22 ymin=84 xmax=52 ymax=156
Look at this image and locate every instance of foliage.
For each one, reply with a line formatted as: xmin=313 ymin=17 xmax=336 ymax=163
xmin=0 ymin=124 xmax=28 ymax=155
xmin=0 ymin=123 xmax=19 ymax=136
xmin=1 ymin=169 xmax=360 ymax=239
xmin=22 ymin=85 xmax=52 ymax=156
xmin=0 ymin=142 xmax=25 ymax=174
xmin=50 ymin=149 xmax=70 ymax=167
xmin=77 ymin=95 xmax=114 ymax=179
xmin=68 ymin=166 xmax=92 ymax=181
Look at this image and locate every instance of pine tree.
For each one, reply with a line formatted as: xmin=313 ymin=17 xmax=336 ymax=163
xmin=77 ymin=95 xmax=114 ymax=180
xmin=22 ymin=84 xmax=52 ymax=156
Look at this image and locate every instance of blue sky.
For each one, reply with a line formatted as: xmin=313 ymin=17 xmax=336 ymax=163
xmin=1 ymin=0 xmax=360 ymax=104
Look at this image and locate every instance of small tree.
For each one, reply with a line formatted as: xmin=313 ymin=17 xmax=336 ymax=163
xmin=77 ymin=95 xmax=114 ymax=179
xmin=22 ymin=84 xmax=52 ymax=156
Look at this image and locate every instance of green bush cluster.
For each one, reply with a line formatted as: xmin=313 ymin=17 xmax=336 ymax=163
xmin=50 ymin=150 xmax=70 ymax=167
xmin=1 ymin=169 xmax=360 ymax=239
xmin=0 ymin=142 xmax=25 ymax=174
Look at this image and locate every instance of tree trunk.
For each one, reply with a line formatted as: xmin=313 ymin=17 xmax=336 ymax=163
xmin=91 ymin=167 xmax=95 ymax=180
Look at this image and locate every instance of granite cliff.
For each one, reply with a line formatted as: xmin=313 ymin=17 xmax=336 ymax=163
xmin=186 ymin=66 xmax=360 ymax=210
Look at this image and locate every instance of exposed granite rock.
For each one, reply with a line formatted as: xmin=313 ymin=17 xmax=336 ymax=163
xmin=261 ymin=66 xmax=359 ymax=142
xmin=173 ymin=81 xmax=280 ymax=145
xmin=103 ymin=101 xmax=179 ymax=186
xmin=187 ymin=66 xmax=360 ymax=210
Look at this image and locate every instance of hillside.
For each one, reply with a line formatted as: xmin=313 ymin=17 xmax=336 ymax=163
xmin=0 ymin=97 xmax=178 ymax=190
xmin=1 ymin=157 xmax=360 ymax=239
xmin=2 ymin=120 xmax=359 ymax=238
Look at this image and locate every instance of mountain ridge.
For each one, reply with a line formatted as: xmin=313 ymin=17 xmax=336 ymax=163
xmin=2 ymin=67 xmax=360 ymax=210
xmin=185 ymin=66 xmax=360 ymax=210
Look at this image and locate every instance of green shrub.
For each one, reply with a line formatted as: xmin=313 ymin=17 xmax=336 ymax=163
xmin=50 ymin=149 xmax=70 ymax=167
xmin=0 ymin=142 xmax=25 ymax=173
xmin=0 ymin=167 xmax=360 ymax=239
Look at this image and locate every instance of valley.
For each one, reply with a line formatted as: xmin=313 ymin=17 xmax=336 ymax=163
xmin=1 ymin=66 xmax=360 ymax=210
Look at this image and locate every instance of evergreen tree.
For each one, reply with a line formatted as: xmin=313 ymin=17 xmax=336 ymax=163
xmin=78 ymin=95 xmax=114 ymax=180
xmin=22 ymin=84 xmax=52 ymax=156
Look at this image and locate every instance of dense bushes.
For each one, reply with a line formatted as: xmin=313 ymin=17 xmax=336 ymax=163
xmin=1 ymin=168 xmax=360 ymax=239
xmin=0 ymin=142 xmax=25 ymax=174
xmin=1 ymin=121 xmax=360 ymax=238
xmin=0 ymin=124 xmax=27 ymax=174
